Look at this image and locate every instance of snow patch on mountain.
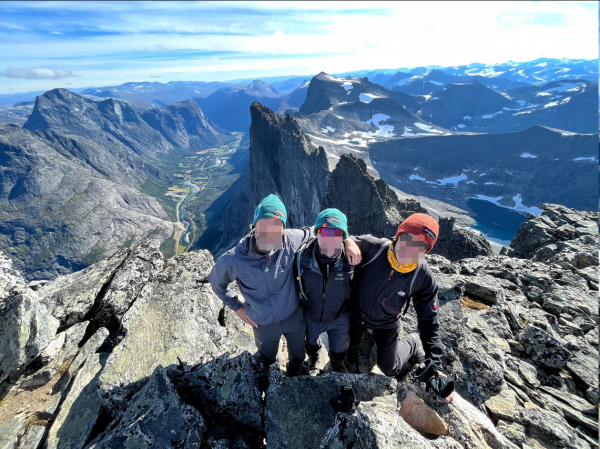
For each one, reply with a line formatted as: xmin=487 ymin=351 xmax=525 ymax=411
xmin=359 ymin=93 xmax=379 ymax=103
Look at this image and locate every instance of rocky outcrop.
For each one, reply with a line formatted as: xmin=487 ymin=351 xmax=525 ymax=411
xmin=321 ymin=154 xmax=427 ymax=237
xmin=504 ymin=203 xmax=598 ymax=260
xmin=0 ymin=200 xmax=596 ymax=448
xmin=431 ymin=216 xmax=494 ymax=261
xmin=0 ymin=253 xmax=59 ymax=384
xmin=219 ymin=102 xmax=330 ymax=251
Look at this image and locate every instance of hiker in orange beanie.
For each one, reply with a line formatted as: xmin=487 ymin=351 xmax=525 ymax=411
xmin=344 ymin=213 xmax=455 ymax=403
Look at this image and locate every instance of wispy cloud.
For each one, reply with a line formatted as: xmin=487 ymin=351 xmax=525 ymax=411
xmin=1 ymin=68 xmax=75 ymax=80
xmin=0 ymin=1 xmax=597 ymax=93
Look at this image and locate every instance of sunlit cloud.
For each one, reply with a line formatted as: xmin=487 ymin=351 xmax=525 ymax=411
xmin=0 ymin=68 xmax=75 ymax=80
xmin=0 ymin=1 xmax=597 ymax=93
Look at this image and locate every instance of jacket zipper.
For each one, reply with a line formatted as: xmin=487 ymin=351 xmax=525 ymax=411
xmin=319 ymin=264 xmax=329 ymax=325
xmin=366 ymin=270 xmax=394 ymax=316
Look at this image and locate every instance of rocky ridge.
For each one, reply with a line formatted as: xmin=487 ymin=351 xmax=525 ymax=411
xmin=0 ymin=200 xmax=596 ymax=449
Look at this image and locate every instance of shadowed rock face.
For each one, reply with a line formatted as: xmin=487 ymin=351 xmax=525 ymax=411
xmin=321 ymin=154 xmax=427 ymax=238
xmin=431 ymin=216 xmax=494 ymax=262
xmin=0 ymin=199 xmax=597 ymax=449
xmin=219 ymin=102 xmax=330 ymax=252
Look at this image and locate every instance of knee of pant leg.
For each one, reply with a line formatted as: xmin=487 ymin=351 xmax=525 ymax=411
xmin=331 ymin=327 xmax=350 ymax=353
xmin=377 ymin=360 xmax=397 ymax=377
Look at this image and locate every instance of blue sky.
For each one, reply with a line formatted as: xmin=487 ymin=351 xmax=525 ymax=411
xmin=0 ymin=1 xmax=597 ymax=94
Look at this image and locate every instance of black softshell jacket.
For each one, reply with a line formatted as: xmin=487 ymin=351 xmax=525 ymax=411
xmin=350 ymin=234 xmax=444 ymax=370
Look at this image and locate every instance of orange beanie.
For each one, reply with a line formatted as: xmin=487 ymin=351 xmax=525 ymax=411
xmin=395 ymin=213 xmax=439 ymax=254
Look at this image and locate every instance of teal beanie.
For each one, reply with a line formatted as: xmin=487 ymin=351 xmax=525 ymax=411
xmin=253 ymin=194 xmax=287 ymax=228
xmin=314 ymin=208 xmax=348 ymax=239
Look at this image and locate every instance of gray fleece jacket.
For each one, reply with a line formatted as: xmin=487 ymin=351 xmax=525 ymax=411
xmin=207 ymin=227 xmax=313 ymax=325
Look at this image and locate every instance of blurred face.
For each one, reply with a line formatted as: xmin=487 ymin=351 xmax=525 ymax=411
xmin=395 ymin=232 xmax=430 ymax=264
xmin=255 ymin=218 xmax=284 ymax=252
xmin=317 ymin=227 xmax=344 ymax=257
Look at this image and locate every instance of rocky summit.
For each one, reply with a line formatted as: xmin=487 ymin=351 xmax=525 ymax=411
xmin=0 ymin=200 xmax=597 ymax=449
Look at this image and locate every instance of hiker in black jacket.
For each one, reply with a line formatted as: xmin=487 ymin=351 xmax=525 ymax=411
xmin=345 ymin=213 xmax=455 ymax=402
xmin=295 ymin=209 xmax=354 ymax=373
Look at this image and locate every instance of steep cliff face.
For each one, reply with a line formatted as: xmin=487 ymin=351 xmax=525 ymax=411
xmin=321 ymin=154 xmax=427 ymax=238
xmin=24 ymin=88 xmax=173 ymax=158
xmin=0 ymin=203 xmax=596 ymax=449
xmin=140 ymin=99 xmax=231 ymax=151
xmin=219 ymin=102 xmax=330 ymax=251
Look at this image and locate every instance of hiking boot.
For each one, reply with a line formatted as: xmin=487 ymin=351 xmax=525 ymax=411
xmin=331 ymin=360 xmax=348 ymax=373
xmin=330 ymin=349 xmax=349 ymax=373
xmin=286 ymin=358 xmax=310 ymax=378
xmin=344 ymin=349 xmax=360 ymax=374
xmin=305 ymin=342 xmax=321 ymax=371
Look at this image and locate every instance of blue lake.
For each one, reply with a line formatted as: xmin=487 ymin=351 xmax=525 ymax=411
xmin=466 ymin=198 xmax=529 ymax=246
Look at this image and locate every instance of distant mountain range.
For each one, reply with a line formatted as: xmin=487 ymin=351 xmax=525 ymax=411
xmin=194 ymin=80 xmax=309 ymax=131
xmin=0 ymin=57 xmax=596 ymax=281
xmin=1 ymin=89 xmax=233 ymax=280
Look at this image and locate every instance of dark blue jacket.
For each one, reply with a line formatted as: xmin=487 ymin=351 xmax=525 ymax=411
xmin=296 ymin=238 xmax=354 ymax=326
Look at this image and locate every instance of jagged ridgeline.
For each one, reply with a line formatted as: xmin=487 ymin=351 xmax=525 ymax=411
xmin=0 ymin=88 xmax=234 ymax=281
xmin=0 ymin=200 xmax=597 ymax=448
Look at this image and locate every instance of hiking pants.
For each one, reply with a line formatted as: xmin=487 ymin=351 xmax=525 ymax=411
xmin=253 ymin=305 xmax=306 ymax=368
xmin=348 ymin=312 xmax=421 ymax=377
xmin=306 ymin=314 xmax=350 ymax=355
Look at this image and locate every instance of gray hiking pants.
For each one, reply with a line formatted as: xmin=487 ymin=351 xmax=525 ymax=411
xmin=252 ymin=305 xmax=306 ymax=367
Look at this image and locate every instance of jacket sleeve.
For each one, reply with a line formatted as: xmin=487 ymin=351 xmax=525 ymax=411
xmin=348 ymin=234 xmax=377 ymax=256
xmin=412 ymin=264 xmax=444 ymax=371
xmin=207 ymin=252 xmax=243 ymax=312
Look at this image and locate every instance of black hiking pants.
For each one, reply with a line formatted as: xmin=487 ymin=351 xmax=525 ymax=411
xmin=348 ymin=311 xmax=421 ymax=377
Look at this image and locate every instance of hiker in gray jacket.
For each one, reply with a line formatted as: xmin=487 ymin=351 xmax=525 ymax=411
xmin=208 ymin=194 xmax=361 ymax=377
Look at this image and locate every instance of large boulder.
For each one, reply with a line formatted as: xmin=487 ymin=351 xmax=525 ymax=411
xmin=97 ymin=249 xmax=247 ymax=416
xmin=0 ymin=283 xmax=59 ymax=384
xmin=37 ymin=238 xmax=164 ymax=335
xmin=265 ymin=369 xmax=396 ymax=449
xmin=431 ymin=216 xmax=494 ymax=262
xmin=518 ymin=325 xmax=573 ymax=369
xmin=89 ymin=366 xmax=205 ymax=449
xmin=507 ymin=203 xmax=598 ymax=259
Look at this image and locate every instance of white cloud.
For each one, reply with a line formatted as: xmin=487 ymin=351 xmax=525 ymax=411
xmin=1 ymin=68 xmax=75 ymax=80
xmin=0 ymin=1 xmax=597 ymax=92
